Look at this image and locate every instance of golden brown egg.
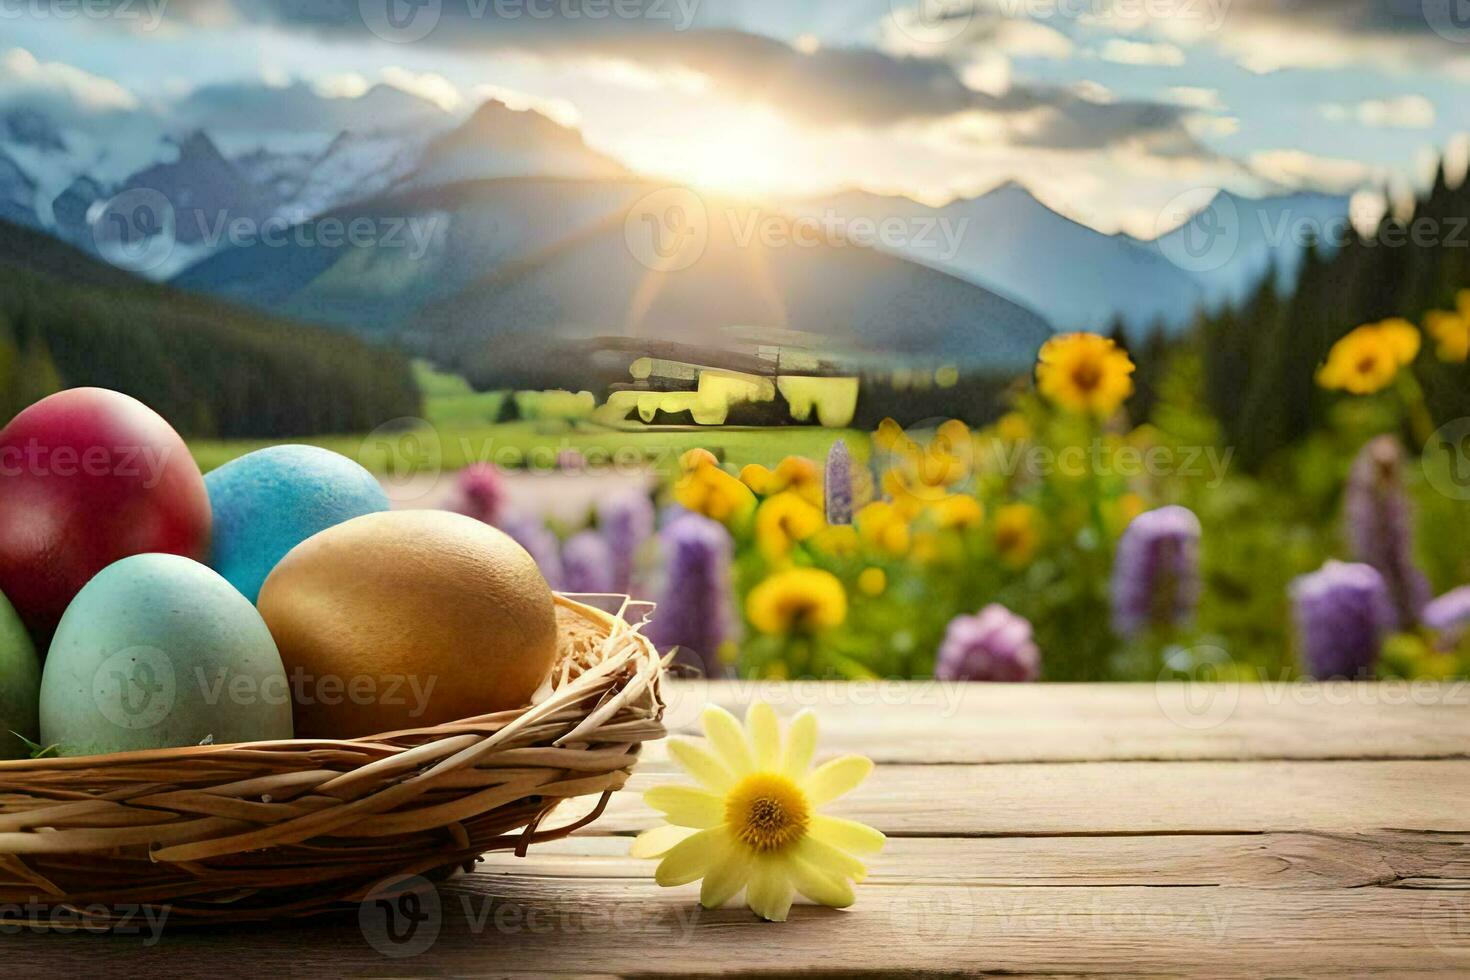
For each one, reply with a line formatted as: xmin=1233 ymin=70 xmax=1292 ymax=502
xmin=257 ymin=509 xmax=558 ymax=738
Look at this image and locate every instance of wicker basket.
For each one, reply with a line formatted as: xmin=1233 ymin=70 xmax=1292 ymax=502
xmin=0 ymin=593 xmax=665 ymax=925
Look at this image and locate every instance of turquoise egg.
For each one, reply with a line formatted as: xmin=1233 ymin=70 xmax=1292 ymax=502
xmin=0 ymin=588 xmax=40 ymax=759
xmin=205 ymin=445 xmax=389 ymax=603
xmin=40 ymin=554 xmax=294 ymax=756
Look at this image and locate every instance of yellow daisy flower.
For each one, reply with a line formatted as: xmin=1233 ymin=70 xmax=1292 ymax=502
xmin=674 ymin=461 xmax=756 ymax=524
xmin=632 ymin=704 xmax=885 ymax=922
xmin=1316 ymin=319 xmax=1421 ymax=394
xmin=856 ymin=566 xmax=886 ymax=596
xmin=755 ymin=491 xmax=825 ymax=560
xmin=739 ymin=463 xmax=778 ymax=496
xmin=1425 ymin=291 xmax=1470 ymax=364
xmin=993 ymin=502 xmax=1040 ymax=567
xmin=995 ymin=411 xmax=1031 ymax=443
xmin=747 ymin=567 xmax=848 ymax=635
xmin=856 ymin=501 xmax=912 ymax=557
xmin=926 ymin=494 xmax=984 ymax=530
xmin=810 ymin=524 xmax=859 ymax=557
xmin=1035 ymin=332 xmax=1135 ymax=417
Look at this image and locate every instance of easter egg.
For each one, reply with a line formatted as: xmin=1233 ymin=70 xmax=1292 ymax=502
xmin=0 ymin=388 xmax=211 ymax=643
xmin=0 ymin=589 xmax=40 ymax=759
xmin=40 ymin=554 xmax=294 ymax=757
xmin=258 ymin=510 xmax=558 ymax=738
xmin=205 ymin=445 xmax=389 ymax=603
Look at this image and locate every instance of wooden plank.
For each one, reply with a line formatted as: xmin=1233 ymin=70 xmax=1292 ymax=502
xmin=656 ymin=680 xmax=1470 ymax=763
xmin=578 ymin=760 xmax=1470 ymax=835
xmin=5 ymin=876 xmax=1467 ymax=977
xmin=478 ymin=831 xmax=1470 ymax=890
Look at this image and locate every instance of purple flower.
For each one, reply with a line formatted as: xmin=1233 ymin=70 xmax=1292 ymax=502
xmin=1345 ymin=435 xmax=1430 ymax=628
xmin=936 ymin=604 xmax=1041 ymax=682
xmin=599 ymin=490 xmax=655 ymax=596
xmin=1423 ymin=586 xmax=1470 ymax=649
xmin=646 ymin=513 xmax=736 ymax=678
xmin=825 ymin=439 xmax=852 ymax=525
xmin=562 ymin=530 xmax=615 ymax=594
xmin=498 ymin=513 xmax=564 ymax=591
xmin=1290 ymin=560 xmax=1394 ymax=679
xmin=1111 ymin=505 xmax=1202 ymax=639
xmin=451 ymin=463 xmax=506 ymax=526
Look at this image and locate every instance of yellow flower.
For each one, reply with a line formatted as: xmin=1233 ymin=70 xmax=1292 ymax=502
xmin=740 ymin=463 xmax=778 ymax=495
xmin=1425 ymin=291 xmax=1470 ymax=363
xmin=775 ymin=456 xmax=824 ymax=507
xmin=995 ymin=412 xmax=1031 ymax=443
xmin=926 ymin=494 xmax=984 ymax=530
xmin=674 ymin=461 xmax=756 ymax=524
xmin=856 ymin=566 xmax=886 ymax=596
xmin=747 ymin=568 xmax=848 ymax=635
xmin=631 ymin=704 xmax=884 ymax=922
xmin=1316 ymin=319 xmax=1421 ymax=394
xmin=680 ymin=447 xmax=720 ymax=471
xmin=810 ymin=524 xmax=859 ymax=557
xmin=755 ymin=491 xmax=825 ymax=560
xmin=993 ymin=503 xmax=1040 ymax=567
xmin=873 ymin=417 xmax=907 ymax=454
xmin=856 ymin=501 xmax=911 ymax=557
xmin=1035 ymin=332 xmax=1135 ymax=417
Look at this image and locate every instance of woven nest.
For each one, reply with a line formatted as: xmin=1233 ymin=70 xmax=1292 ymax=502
xmin=0 ymin=593 xmax=665 ymax=925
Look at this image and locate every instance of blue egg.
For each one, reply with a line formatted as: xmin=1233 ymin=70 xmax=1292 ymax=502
xmin=40 ymin=554 xmax=294 ymax=756
xmin=205 ymin=445 xmax=389 ymax=603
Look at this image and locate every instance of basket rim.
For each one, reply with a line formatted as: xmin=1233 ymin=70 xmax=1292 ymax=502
xmin=0 ymin=591 xmax=654 ymax=772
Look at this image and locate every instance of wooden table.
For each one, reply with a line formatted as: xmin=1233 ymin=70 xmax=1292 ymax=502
xmin=10 ymin=680 xmax=1470 ymax=976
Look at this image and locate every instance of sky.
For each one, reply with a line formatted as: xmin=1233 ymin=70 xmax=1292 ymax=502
xmin=4 ymin=0 xmax=1470 ymax=236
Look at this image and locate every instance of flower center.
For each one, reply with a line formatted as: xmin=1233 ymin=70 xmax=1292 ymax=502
xmin=725 ymin=773 xmax=810 ymax=852
xmin=1069 ymin=358 xmax=1103 ymax=393
xmin=1356 ymin=354 xmax=1378 ymax=375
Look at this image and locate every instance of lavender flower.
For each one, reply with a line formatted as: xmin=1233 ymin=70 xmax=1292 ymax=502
xmin=1111 ymin=506 xmax=1202 ymax=639
xmin=935 ymin=604 xmax=1041 ymax=682
xmin=497 ymin=513 xmax=564 ymax=591
xmin=562 ymin=530 xmax=614 ymax=594
xmin=646 ymin=513 xmax=736 ymax=678
xmin=451 ymin=463 xmax=506 ymax=526
xmin=1345 ymin=435 xmax=1430 ymax=628
xmin=825 ymin=439 xmax=852 ymax=525
xmin=1290 ymin=560 xmax=1394 ymax=679
xmin=1423 ymin=586 xmax=1470 ymax=649
xmin=599 ymin=490 xmax=655 ymax=595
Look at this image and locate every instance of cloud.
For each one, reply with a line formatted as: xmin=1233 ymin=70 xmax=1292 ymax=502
xmin=1099 ymin=39 xmax=1185 ymax=66
xmin=380 ymin=68 xmax=463 ymax=112
xmin=1249 ymin=149 xmax=1389 ymax=193
xmin=1165 ymin=87 xmax=1223 ymax=111
xmin=1322 ymin=95 xmax=1436 ymax=129
xmin=0 ymin=48 xmax=139 ymax=115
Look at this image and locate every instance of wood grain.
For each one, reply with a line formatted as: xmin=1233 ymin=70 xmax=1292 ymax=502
xmin=6 ymin=682 xmax=1469 ymax=976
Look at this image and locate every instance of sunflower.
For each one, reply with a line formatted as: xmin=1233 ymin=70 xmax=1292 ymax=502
xmin=1425 ymin=292 xmax=1470 ymax=364
xmin=926 ymin=494 xmax=984 ymax=530
xmin=747 ymin=568 xmax=848 ymax=635
xmin=993 ymin=502 xmax=1040 ymax=567
xmin=1316 ymin=319 xmax=1421 ymax=394
xmin=631 ymin=704 xmax=884 ymax=921
xmin=1035 ymin=332 xmax=1135 ymax=417
xmin=755 ymin=491 xmax=825 ymax=560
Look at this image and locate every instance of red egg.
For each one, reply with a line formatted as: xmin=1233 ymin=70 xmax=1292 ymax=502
xmin=0 ymin=388 xmax=211 ymax=642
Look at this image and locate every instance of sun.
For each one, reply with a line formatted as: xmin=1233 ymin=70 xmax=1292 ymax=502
xmin=632 ymin=104 xmax=813 ymax=199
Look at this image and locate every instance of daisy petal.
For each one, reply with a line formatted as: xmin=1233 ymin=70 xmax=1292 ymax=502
xmin=795 ymin=835 xmax=868 ymax=883
xmin=644 ymin=785 xmax=725 ymax=828
xmin=746 ymin=702 xmax=781 ymax=770
xmin=630 ymin=824 xmax=697 ymax=859
xmin=788 ymin=856 xmax=855 ymax=909
xmin=702 ymin=705 xmax=753 ymax=775
xmin=746 ymin=858 xmax=795 ymax=922
xmin=699 ymin=849 xmax=751 ymax=909
xmin=809 ymin=814 xmax=886 ymax=855
xmin=801 ymin=754 xmax=874 ymax=806
xmin=780 ymin=710 xmax=818 ymax=778
xmin=655 ymin=828 xmax=726 ymax=886
xmin=668 ymin=739 xmax=736 ymax=793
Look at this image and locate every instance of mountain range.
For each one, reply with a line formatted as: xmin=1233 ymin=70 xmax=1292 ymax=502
xmin=0 ymin=84 xmax=1354 ymax=381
